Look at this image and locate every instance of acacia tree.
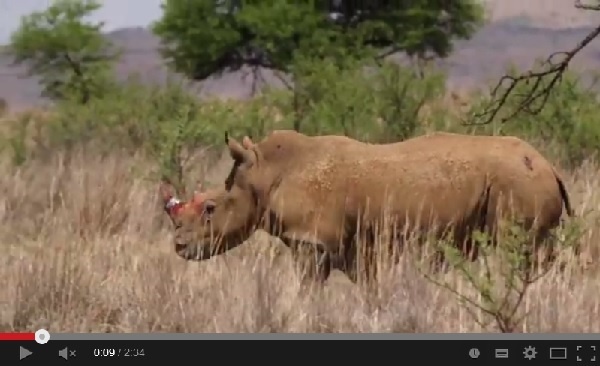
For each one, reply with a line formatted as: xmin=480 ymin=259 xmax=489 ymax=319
xmin=152 ymin=0 xmax=484 ymax=80
xmin=10 ymin=0 xmax=118 ymax=104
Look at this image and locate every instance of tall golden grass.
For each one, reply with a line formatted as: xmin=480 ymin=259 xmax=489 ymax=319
xmin=0 ymin=146 xmax=598 ymax=333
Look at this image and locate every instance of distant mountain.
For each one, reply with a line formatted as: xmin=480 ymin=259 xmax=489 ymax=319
xmin=441 ymin=20 xmax=600 ymax=88
xmin=1 ymin=18 xmax=599 ymax=111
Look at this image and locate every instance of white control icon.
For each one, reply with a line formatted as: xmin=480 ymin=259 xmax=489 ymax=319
xmin=35 ymin=329 xmax=50 ymax=344
xmin=523 ymin=346 xmax=537 ymax=360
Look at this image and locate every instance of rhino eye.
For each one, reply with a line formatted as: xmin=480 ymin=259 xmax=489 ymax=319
xmin=204 ymin=200 xmax=216 ymax=216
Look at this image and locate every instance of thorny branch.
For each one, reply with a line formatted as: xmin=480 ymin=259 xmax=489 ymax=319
xmin=466 ymin=1 xmax=600 ymax=125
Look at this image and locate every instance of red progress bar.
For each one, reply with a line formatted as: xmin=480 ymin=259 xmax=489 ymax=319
xmin=0 ymin=332 xmax=35 ymax=341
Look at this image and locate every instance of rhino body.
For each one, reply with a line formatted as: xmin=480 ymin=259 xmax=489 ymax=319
xmin=160 ymin=130 xmax=573 ymax=284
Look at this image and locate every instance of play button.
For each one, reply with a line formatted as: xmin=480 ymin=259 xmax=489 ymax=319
xmin=20 ymin=346 xmax=32 ymax=360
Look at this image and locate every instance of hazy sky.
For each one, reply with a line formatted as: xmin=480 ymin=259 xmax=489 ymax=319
xmin=0 ymin=0 xmax=163 ymax=44
xmin=0 ymin=0 xmax=596 ymax=45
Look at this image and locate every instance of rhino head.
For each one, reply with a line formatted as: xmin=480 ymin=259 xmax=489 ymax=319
xmin=159 ymin=134 xmax=264 ymax=260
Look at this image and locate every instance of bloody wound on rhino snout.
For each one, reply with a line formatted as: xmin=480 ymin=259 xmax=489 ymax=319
xmin=159 ymin=180 xmax=211 ymax=220
xmin=159 ymin=180 xmax=185 ymax=218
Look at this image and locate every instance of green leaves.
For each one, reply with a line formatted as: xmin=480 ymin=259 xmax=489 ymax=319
xmin=10 ymin=0 xmax=118 ymax=103
xmin=152 ymin=0 xmax=484 ymax=80
xmin=278 ymin=57 xmax=445 ymax=139
xmin=153 ymin=0 xmax=241 ymax=79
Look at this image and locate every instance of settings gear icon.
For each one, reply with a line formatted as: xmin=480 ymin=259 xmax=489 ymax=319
xmin=523 ymin=346 xmax=537 ymax=360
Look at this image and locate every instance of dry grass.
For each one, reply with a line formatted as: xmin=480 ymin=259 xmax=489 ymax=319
xmin=0 ymin=148 xmax=599 ymax=333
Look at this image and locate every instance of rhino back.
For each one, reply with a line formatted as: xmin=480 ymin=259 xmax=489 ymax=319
xmin=262 ymin=132 xmax=488 ymax=230
xmin=260 ymin=131 xmax=563 ymax=236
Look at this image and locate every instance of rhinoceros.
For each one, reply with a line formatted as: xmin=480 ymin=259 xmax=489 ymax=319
xmin=159 ymin=130 xmax=573 ymax=284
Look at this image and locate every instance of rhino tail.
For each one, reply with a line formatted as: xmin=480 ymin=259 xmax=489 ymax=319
xmin=553 ymin=169 xmax=574 ymax=217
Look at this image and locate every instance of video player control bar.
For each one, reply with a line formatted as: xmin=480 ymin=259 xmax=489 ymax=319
xmin=1 ymin=339 xmax=597 ymax=365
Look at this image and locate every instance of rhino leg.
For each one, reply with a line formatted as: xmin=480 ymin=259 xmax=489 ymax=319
xmin=341 ymin=233 xmax=380 ymax=288
xmin=429 ymin=251 xmax=451 ymax=273
xmin=357 ymin=245 xmax=379 ymax=289
xmin=523 ymin=229 xmax=560 ymax=274
xmin=281 ymin=232 xmax=332 ymax=285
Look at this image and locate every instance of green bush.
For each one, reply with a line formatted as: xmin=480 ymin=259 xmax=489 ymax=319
xmin=269 ymin=58 xmax=446 ymax=141
xmin=4 ymin=56 xmax=600 ymax=177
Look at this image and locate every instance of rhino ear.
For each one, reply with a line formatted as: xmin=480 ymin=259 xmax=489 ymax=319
xmin=242 ymin=136 xmax=254 ymax=149
xmin=227 ymin=135 xmax=253 ymax=163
